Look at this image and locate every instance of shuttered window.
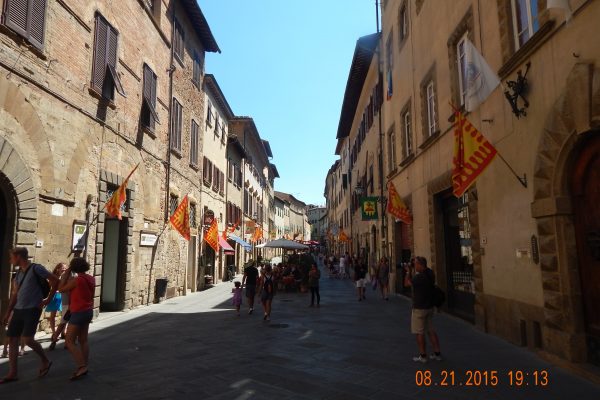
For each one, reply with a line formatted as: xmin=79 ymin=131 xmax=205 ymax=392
xmin=203 ymin=157 xmax=212 ymax=186
xmin=3 ymin=0 xmax=47 ymax=50
xmin=192 ymin=50 xmax=202 ymax=86
xmin=173 ymin=18 xmax=184 ymax=62
xmin=190 ymin=120 xmax=199 ymax=166
xmin=141 ymin=64 xmax=159 ymax=131
xmin=219 ymin=170 xmax=225 ymax=196
xmin=170 ymin=98 xmax=182 ymax=152
xmin=212 ymin=165 xmax=219 ymax=192
xmin=92 ymin=13 xmax=125 ymax=100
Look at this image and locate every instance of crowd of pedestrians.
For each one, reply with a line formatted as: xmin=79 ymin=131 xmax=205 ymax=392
xmin=1 ymin=247 xmax=94 ymax=384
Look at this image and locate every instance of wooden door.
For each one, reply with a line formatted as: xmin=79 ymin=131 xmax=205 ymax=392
xmin=572 ymin=134 xmax=600 ymax=364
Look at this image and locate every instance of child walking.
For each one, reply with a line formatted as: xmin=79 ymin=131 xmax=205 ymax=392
xmin=232 ymin=281 xmax=242 ymax=316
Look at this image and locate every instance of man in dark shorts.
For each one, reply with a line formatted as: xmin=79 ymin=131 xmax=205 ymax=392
xmin=241 ymin=260 xmax=259 ymax=315
xmin=1 ymin=247 xmax=59 ymax=383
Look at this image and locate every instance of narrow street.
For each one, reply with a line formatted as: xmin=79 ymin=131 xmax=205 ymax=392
xmin=2 ymin=261 xmax=599 ymax=400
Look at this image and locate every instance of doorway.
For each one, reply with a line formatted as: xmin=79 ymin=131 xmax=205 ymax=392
xmin=0 ymin=174 xmax=16 ymax=327
xmin=572 ymin=134 xmax=600 ymax=366
xmin=394 ymin=221 xmax=412 ymax=295
xmin=101 ymin=218 xmax=128 ymax=311
xmin=440 ymin=191 xmax=475 ymax=322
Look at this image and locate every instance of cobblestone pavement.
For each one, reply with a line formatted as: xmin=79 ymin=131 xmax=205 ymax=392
xmin=2 ymin=262 xmax=600 ymax=399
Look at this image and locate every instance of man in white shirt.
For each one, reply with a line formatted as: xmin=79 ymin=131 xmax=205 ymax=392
xmin=338 ymin=255 xmax=346 ymax=279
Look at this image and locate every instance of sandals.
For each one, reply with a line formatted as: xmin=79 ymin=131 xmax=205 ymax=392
xmin=0 ymin=376 xmax=18 ymax=384
xmin=38 ymin=361 xmax=53 ymax=378
xmin=70 ymin=365 xmax=88 ymax=381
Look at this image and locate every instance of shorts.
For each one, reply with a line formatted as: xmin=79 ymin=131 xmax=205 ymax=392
xmin=7 ymin=308 xmax=42 ymax=338
xmin=60 ymin=305 xmax=70 ymax=324
xmin=69 ymin=309 xmax=93 ymax=327
xmin=245 ymin=286 xmax=256 ymax=298
xmin=355 ymin=279 xmax=365 ymax=288
xmin=411 ymin=308 xmax=434 ymax=334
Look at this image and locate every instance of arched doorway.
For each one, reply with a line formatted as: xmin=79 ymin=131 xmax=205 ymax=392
xmin=571 ymin=133 xmax=600 ymax=366
xmin=0 ymin=172 xmax=16 ymax=330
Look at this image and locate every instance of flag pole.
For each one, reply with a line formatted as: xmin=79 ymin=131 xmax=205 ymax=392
xmin=495 ymin=151 xmax=528 ymax=188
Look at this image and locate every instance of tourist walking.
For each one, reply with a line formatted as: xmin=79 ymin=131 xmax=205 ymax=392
xmin=1 ymin=247 xmax=59 ymax=384
xmin=232 ymin=281 xmax=243 ymax=316
xmin=354 ymin=262 xmax=367 ymax=301
xmin=338 ymin=254 xmax=346 ymax=279
xmin=49 ymin=265 xmax=74 ymax=351
xmin=376 ymin=257 xmax=390 ymax=301
xmin=308 ymin=263 xmax=321 ymax=307
xmin=242 ymin=260 xmax=259 ymax=315
xmin=407 ymin=256 xmax=442 ymax=363
xmin=44 ymin=264 xmax=65 ymax=338
xmin=58 ymin=257 xmax=95 ymax=380
xmin=259 ymin=265 xmax=275 ymax=321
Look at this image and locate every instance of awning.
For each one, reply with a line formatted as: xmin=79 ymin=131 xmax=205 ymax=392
xmin=218 ymin=236 xmax=235 ymax=252
xmin=228 ymin=234 xmax=252 ymax=252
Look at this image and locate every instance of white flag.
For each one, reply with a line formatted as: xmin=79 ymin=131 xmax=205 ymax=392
xmin=547 ymin=0 xmax=572 ymax=22
xmin=464 ymin=38 xmax=500 ymax=112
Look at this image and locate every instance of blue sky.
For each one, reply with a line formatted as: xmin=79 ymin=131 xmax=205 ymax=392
xmin=199 ymin=0 xmax=377 ymax=206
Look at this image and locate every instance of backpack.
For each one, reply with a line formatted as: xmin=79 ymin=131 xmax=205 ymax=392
xmin=426 ymin=269 xmax=445 ymax=308
xmin=263 ymin=275 xmax=274 ymax=294
xmin=18 ymin=263 xmax=51 ymax=299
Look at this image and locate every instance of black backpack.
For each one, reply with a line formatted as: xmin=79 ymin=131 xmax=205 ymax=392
xmin=426 ymin=269 xmax=445 ymax=308
xmin=18 ymin=263 xmax=51 ymax=299
xmin=263 ymin=275 xmax=274 ymax=294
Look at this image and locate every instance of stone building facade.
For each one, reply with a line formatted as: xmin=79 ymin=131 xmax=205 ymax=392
xmin=0 ymin=0 xmax=229 ymax=327
xmin=327 ymin=0 xmax=600 ymax=374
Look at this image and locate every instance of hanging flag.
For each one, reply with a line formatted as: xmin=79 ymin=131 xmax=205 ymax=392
xmin=204 ymin=217 xmax=219 ymax=252
xmin=360 ymin=197 xmax=379 ymax=220
xmin=252 ymin=226 xmax=263 ymax=242
xmin=169 ymin=195 xmax=191 ymax=241
xmin=228 ymin=219 xmax=240 ymax=233
xmin=339 ymin=230 xmax=350 ymax=243
xmin=386 ymin=182 xmax=412 ymax=224
xmin=547 ymin=0 xmax=572 ymax=21
xmin=463 ymin=38 xmax=500 ymax=112
xmin=386 ymin=69 xmax=393 ymax=100
xmin=452 ymin=110 xmax=498 ymax=197
xmin=105 ymin=163 xmax=139 ymax=220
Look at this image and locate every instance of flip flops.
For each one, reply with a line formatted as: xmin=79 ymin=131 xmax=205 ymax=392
xmin=38 ymin=361 xmax=53 ymax=378
xmin=70 ymin=366 xmax=88 ymax=381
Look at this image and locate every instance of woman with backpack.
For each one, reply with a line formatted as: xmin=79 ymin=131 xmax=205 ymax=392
xmin=259 ymin=264 xmax=275 ymax=321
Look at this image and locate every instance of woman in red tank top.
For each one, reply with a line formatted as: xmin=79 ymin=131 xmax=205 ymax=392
xmin=58 ymin=257 xmax=94 ymax=380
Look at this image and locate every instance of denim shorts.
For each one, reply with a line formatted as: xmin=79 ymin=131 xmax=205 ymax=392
xmin=7 ymin=308 xmax=42 ymax=337
xmin=69 ymin=309 xmax=93 ymax=327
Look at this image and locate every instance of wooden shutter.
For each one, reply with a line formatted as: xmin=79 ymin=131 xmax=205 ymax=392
xmin=92 ymin=15 xmax=108 ymax=92
xmin=203 ymin=157 xmax=208 ymax=183
xmin=220 ymin=171 xmax=225 ymax=195
xmin=4 ymin=0 xmax=28 ymax=37
xmin=28 ymin=0 xmax=46 ymax=49
xmin=171 ymin=98 xmax=182 ymax=151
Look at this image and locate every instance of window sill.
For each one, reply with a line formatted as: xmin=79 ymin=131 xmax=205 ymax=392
xmin=88 ymin=87 xmax=116 ymax=109
xmin=192 ymin=78 xmax=200 ymax=90
xmin=0 ymin=25 xmax=47 ymax=59
xmin=189 ymin=163 xmax=199 ymax=171
xmin=418 ymin=130 xmax=441 ymax=151
xmin=399 ymin=153 xmax=415 ymax=168
xmin=203 ymin=180 xmax=211 ymax=187
xmin=142 ymin=125 xmax=156 ymax=139
xmin=498 ymin=20 xmax=555 ymax=79
xmin=170 ymin=148 xmax=182 ymax=158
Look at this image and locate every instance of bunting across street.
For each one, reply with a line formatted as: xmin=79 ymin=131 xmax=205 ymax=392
xmin=386 ymin=182 xmax=412 ymax=224
xmin=169 ymin=195 xmax=191 ymax=241
xmin=204 ymin=217 xmax=219 ymax=252
xmin=452 ymin=110 xmax=498 ymax=198
xmin=105 ymin=163 xmax=139 ymax=220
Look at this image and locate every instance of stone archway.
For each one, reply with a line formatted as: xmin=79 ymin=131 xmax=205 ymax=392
xmin=0 ymin=137 xmax=38 ymax=321
xmin=531 ymin=63 xmax=600 ymax=363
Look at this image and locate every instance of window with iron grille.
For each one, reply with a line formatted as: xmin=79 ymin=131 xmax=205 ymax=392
xmin=169 ymin=194 xmax=179 ymax=216
xmin=141 ymin=64 xmax=159 ymax=131
xmin=190 ymin=120 xmax=199 ymax=167
xmin=3 ymin=0 xmax=47 ymax=51
xmin=91 ymin=13 xmax=125 ymax=100
xmin=170 ymin=98 xmax=182 ymax=152
xmin=189 ymin=202 xmax=197 ymax=228
xmin=173 ymin=18 xmax=184 ymax=63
